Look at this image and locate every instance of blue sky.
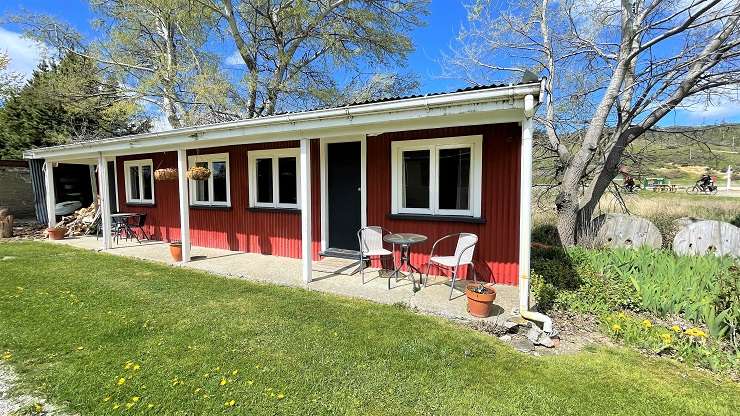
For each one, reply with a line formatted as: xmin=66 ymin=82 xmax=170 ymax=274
xmin=1 ymin=0 xmax=737 ymax=125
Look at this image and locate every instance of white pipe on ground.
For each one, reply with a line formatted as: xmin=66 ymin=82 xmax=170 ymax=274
xmin=519 ymin=97 xmax=553 ymax=334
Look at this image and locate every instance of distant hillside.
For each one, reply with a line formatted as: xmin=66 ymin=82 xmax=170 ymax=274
xmin=533 ymin=124 xmax=740 ymax=185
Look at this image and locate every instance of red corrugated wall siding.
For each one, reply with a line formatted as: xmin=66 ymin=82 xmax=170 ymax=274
xmin=115 ymin=140 xmax=322 ymax=260
xmin=366 ymin=124 xmax=521 ymax=285
xmin=114 ymin=123 xmax=521 ymax=285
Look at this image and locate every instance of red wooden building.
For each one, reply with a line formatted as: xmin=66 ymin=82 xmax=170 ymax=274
xmin=26 ymin=82 xmax=543 ymax=294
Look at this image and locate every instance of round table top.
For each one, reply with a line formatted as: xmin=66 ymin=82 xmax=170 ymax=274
xmin=383 ymin=233 xmax=428 ymax=245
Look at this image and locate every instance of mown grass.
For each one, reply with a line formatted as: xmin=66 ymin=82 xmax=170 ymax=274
xmin=1 ymin=242 xmax=739 ymax=416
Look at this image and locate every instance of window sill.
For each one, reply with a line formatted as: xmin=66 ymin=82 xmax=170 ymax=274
xmin=387 ymin=213 xmax=486 ymax=224
xmin=189 ymin=204 xmax=232 ymax=211
xmin=125 ymin=202 xmax=155 ymax=207
xmin=247 ymin=206 xmax=301 ymax=214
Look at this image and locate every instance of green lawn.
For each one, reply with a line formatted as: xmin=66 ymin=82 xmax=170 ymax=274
xmin=0 ymin=242 xmax=738 ymax=416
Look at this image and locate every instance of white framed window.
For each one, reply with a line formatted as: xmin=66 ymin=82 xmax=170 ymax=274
xmin=248 ymin=148 xmax=301 ymax=209
xmin=187 ymin=153 xmax=231 ymax=207
xmin=123 ymin=159 xmax=155 ymax=204
xmin=391 ymin=135 xmax=482 ymax=217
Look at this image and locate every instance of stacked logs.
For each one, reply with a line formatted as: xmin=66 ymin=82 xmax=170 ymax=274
xmin=56 ymin=201 xmax=99 ymax=236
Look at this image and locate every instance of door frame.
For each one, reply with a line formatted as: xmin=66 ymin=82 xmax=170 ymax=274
xmin=320 ymin=135 xmax=367 ymax=252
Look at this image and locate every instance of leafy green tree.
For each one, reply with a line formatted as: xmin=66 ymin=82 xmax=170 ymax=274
xmin=0 ymin=51 xmax=23 ymax=101
xmin=202 ymin=0 xmax=428 ymax=117
xmin=0 ymin=53 xmax=150 ymax=159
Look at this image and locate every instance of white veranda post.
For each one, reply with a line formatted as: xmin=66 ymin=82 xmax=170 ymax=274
xmin=300 ymin=138 xmax=312 ymax=284
xmin=177 ymin=149 xmax=191 ymax=262
xmin=44 ymin=160 xmax=56 ymax=228
xmin=97 ymin=154 xmax=112 ymax=250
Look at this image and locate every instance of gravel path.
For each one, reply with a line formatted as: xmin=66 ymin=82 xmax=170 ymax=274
xmin=0 ymin=364 xmax=70 ymax=416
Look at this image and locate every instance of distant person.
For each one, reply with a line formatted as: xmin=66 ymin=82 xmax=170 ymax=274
xmin=698 ymin=173 xmax=714 ymax=191
xmin=624 ymin=176 xmax=636 ymax=192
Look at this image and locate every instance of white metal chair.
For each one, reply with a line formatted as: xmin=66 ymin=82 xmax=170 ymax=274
xmin=424 ymin=233 xmax=478 ymax=300
xmin=357 ymin=226 xmax=396 ymax=287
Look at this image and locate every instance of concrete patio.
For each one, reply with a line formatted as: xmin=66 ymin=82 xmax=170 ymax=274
xmin=48 ymin=236 xmax=518 ymax=326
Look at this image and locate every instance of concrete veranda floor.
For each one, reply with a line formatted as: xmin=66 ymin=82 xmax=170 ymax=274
xmin=47 ymin=236 xmax=518 ymax=326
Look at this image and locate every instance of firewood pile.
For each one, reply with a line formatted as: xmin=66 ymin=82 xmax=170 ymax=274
xmin=57 ymin=201 xmax=99 ymax=236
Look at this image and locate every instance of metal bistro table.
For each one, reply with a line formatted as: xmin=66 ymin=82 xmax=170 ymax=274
xmin=383 ymin=233 xmax=428 ymax=292
xmin=110 ymin=212 xmax=144 ymax=244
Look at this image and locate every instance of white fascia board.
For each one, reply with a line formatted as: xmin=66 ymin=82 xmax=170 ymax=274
xmin=24 ymin=82 xmax=540 ymax=161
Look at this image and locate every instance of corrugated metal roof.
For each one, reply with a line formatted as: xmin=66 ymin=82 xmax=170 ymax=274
xmin=344 ymin=83 xmax=513 ymax=107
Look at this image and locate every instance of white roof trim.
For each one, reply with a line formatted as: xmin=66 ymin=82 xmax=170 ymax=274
xmin=24 ymin=82 xmax=543 ymax=161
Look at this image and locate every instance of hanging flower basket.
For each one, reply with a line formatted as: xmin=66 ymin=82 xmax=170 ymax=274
xmin=187 ymin=166 xmax=211 ymax=181
xmin=154 ymin=168 xmax=178 ymax=181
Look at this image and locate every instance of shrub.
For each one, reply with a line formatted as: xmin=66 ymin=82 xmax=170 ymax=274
xmin=531 ymin=247 xmax=739 ymax=349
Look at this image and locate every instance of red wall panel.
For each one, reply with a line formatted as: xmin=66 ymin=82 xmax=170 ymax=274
xmin=116 ymin=140 xmax=322 ymax=260
xmin=365 ymin=124 xmax=521 ymax=285
xmin=114 ymin=123 xmax=521 ymax=285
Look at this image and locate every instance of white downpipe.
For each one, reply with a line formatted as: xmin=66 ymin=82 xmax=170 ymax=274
xmin=519 ymin=99 xmax=553 ymax=334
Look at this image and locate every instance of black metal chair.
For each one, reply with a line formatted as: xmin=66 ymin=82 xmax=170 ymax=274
xmin=128 ymin=213 xmax=149 ymax=242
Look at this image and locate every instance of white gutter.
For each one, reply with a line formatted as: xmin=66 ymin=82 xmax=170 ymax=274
xmin=23 ymin=82 xmax=542 ymax=160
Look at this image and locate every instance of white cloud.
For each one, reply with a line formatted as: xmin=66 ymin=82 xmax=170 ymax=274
xmin=678 ymin=94 xmax=740 ymax=123
xmin=0 ymin=26 xmax=49 ymax=79
xmin=225 ymin=50 xmax=244 ymax=66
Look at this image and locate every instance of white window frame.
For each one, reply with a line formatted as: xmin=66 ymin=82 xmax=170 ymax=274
xmin=123 ymin=159 xmax=155 ymax=204
xmin=187 ymin=153 xmax=231 ymax=207
xmin=391 ymin=135 xmax=482 ymax=217
xmin=248 ymin=148 xmax=301 ymax=209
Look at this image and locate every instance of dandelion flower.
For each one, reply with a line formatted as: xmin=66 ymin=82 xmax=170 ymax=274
xmin=277 ymin=393 xmax=285 ymax=400
xmin=660 ymin=333 xmax=672 ymax=344
xmin=126 ymin=402 xmax=135 ymax=409
xmin=611 ymin=324 xmax=622 ymax=333
xmin=231 ymin=370 xmax=238 ymax=376
xmin=117 ymin=377 xmax=126 ymax=386
xmin=641 ymin=320 xmax=652 ymax=329
xmin=225 ymin=399 xmax=236 ymax=407
xmin=2 ymin=352 xmax=12 ymax=361
xmin=131 ymin=396 xmax=140 ymax=402
xmin=685 ymin=328 xmax=707 ymax=338
xmin=220 ymin=378 xmax=228 ymax=386
xmin=671 ymin=325 xmax=681 ymax=333
xmin=133 ymin=364 xmax=141 ymax=371
xmin=112 ymin=403 xmax=121 ymax=410
xmin=33 ymin=403 xmax=44 ymax=413
xmin=124 ymin=362 xmax=133 ymax=370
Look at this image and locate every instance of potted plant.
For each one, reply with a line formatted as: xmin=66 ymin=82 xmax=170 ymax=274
xmin=47 ymin=226 xmax=68 ymax=240
xmin=465 ymin=282 xmax=497 ymax=318
xmin=154 ymin=168 xmax=178 ymax=181
xmin=169 ymin=241 xmax=183 ymax=262
xmin=186 ymin=166 xmax=211 ymax=181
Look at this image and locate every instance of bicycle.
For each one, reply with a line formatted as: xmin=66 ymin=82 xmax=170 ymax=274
xmin=686 ymin=182 xmax=718 ymax=195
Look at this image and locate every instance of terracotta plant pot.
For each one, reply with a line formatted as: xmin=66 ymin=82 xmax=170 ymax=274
xmin=465 ymin=282 xmax=497 ymax=318
xmin=47 ymin=227 xmax=67 ymax=240
xmin=169 ymin=242 xmax=183 ymax=262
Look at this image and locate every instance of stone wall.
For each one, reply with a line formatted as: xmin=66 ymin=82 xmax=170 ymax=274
xmin=0 ymin=160 xmax=35 ymax=219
